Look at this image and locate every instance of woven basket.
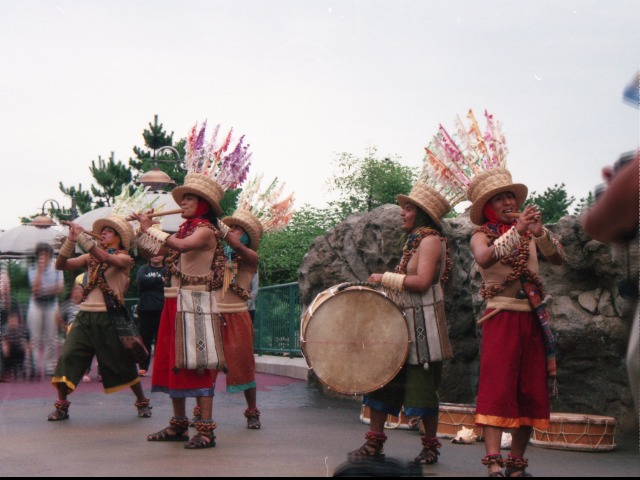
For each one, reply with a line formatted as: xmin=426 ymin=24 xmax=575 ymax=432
xmin=93 ymin=215 xmax=134 ymax=250
xmin=397 ymin=182 xmax=451 ymax=227
xmin=467 ymin=168 xmax=527 ymax=225
xmin=172 ymin=173 xmax=225 ymax=216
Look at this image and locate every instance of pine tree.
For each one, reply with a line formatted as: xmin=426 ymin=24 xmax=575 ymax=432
xmin=57 ymin=182 xmax=93 ymax=219
xmin=129 ymin=114 xmax=185 ymax=186
xmin=89 ymin=152 xmax=133 ymax=207
xmin=526 ymin=183 xmax=575 ymax=223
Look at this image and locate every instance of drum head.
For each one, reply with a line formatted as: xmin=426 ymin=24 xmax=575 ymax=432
xmin=302 ymin=287 xmax=408 ymax=395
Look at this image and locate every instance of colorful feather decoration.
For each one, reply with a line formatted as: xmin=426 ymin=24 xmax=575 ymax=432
xmin=423 ymin=108 xmax=510 ymax=197
xmin=236 ymin=174 xmax=295 ymax=233
xmin=184 ymin=120 xmax=253 ymax=190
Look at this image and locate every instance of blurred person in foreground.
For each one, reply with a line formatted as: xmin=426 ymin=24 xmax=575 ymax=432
xmin=27 ymin=242 xmax=64 ymax=377
xmin=581 ymin=74 xmax=639 ymax=414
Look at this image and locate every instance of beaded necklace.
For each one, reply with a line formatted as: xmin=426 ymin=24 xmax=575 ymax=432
xmin=395 ymin=226 xmax=452 ymax=285
xmin=82 ymin=249 xmax=130 ymax=307
xmin=476 ymin=224 xmax=544 ymax=299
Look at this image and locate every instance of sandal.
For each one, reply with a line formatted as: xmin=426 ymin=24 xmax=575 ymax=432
xmin=504 ymin=454 xmax=532 ymax=477
xmin=147 ymin=416 xmax=190 ymax=442
xmin=482 ymin=453 xmax=505 ymax=477
xmin=135 ymin=398 xmax=152 ymax=418
xmin=185 ymin=420 xmax=217 ymax=449
xmin=348 ymin=431 xmax=387 ymax=459
xmin=47 ymin=400 xmax=70 ymax=422
xmin=415 ymin=436 xmax=441 ymax=465
xmin=244 ymin=408 xmax=261 ymax=430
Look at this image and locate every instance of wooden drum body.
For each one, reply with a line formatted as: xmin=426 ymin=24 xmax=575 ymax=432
xmin=530 ymin=413 xmax=617 ymax=452
xmin=437 ymin=403 xmax=484 ymax=440
xmin=301 ymin=284 xmax=409 ymax=396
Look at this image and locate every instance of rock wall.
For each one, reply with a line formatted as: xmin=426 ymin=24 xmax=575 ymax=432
xmin=298 ymin=205 xmax=636 ymax=428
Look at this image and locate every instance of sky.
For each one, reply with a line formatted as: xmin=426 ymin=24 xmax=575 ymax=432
xmin=0 ymin=0 xmax=638 ymax=232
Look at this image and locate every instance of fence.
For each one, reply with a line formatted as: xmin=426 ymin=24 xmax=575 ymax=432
xmin=254 ymin=282 xmax=302 ymax=358
xmin=8 ymin=282 xmax=304 ymax=358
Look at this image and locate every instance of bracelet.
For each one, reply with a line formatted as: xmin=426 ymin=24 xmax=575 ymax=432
xmin=137 ymin=227 xmax=171 ymax=254
xmin=493 ymin=226 xmax=522 ymax=258
xmin=534 ymin=228 xmax=559 ymax=258
xmin=77 ymin=233 xmax=97 ymax=253
xmin=59 ymin=239 xmax=76 ymax=258
xmin=381 ymin=272 xmax=406 ymax=291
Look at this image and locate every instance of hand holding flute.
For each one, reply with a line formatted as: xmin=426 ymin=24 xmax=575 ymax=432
xmin=509 ymin=205 xmax=544 ymax=237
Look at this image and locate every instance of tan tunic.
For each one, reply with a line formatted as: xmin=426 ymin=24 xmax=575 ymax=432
xmin=80 ymin=253 xmax=131 ymax=312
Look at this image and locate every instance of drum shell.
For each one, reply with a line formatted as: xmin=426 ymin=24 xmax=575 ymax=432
xmin=301 ymin=285 xmax=409 ymax=396
xmin=437 ymin=403 xmax=484 ymax=440
xmin=530 ymin=413 xmax=617 ymax=452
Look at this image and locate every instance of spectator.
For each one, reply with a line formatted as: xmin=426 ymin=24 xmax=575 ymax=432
xmin=27 ymin=242 xmax=63 ymax=377
xmin=2 ymin=310 xmax=30 ymax=381
xmin=1 ymin=263 xmax=25 ymax=381
xmin=135 ymin=254 xmax=166 ymax=376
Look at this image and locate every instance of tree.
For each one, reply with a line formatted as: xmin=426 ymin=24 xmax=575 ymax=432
xmin=88 ymin=152 xmax=133 ymax=207
xmin=258 ymin=206 xmax=340 ymax=286
xmin=57 ymin=183 xmax=94 ymax=220
xmin=573 ymin=191 xmax=596 ymax=216
xmin=525 ymin=183 xmax=575 ymax=223
xmin=129 ymin=115 xmax=186 ymax=186
xmin=328 ymin=148 xmax=417 ymax=219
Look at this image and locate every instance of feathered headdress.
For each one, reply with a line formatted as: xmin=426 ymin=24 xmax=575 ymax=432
xmin=423 ymin=109 xmax=527 ymax=225
xmin=172 ymin=120 xmax=252 ymax=216
xmin=222 ymin=174 xmax=295 ymax=251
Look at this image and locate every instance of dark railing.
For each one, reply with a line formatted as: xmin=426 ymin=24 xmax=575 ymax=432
xmin=254 ymin=282 xmax=302 ymax=358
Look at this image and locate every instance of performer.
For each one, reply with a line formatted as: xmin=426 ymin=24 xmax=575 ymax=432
xmin=348 ymin=156 xmax=464 ymax=465
xmin=134 ymin=121 xmax=251 ymax=449
xmin=206 ymin=175 xmax=293 ymax=430
xmin=50 ymin=212 xmax=152 ymax=421
xmin=444 ymin=109 xmax=565 ymax=477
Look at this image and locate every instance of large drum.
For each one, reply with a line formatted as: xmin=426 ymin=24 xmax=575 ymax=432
xmin=530 ymin=413 xmax=617 ymax=452
xmin=437 ymin=403 xmax=484 ymax=440
xmin=301 ymin=284 xmax=409 ymax=396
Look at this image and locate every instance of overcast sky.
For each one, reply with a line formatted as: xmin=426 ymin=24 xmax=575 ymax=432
xmin=0 ymin=0 xmax=638 ymax=232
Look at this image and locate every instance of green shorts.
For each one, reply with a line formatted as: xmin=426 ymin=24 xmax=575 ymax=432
xmin=363 ymin=363 xmax=442 ymax=417
xmin=52 ymin=310 xmax=139 ymax=393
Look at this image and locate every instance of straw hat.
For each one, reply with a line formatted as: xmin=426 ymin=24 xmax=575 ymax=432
xmin=397 ymin=182 xmax=452 ymax=228
xmin=222 ymin=209 xmax=264 ymax=251
xmin=467 ymin=167 xmax=528 ymax=225
xmin=172 ymin=172 xmax=225 ymax=217
xmin=93 ymin=214 xmax=134 ymax=250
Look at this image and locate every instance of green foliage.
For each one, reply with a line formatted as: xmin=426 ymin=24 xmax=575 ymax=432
xmin=573 ymin=190 xmax=596 ymax=216
xmin=525 ymin=183 xmax=575 ymax=224
xmin=257 ymin=206 xmax=340 ymax=286
xmin=220 ymin=188 xmax=241 ymax=217
xmin=129 ymin=115 xmax=186 ymax=187
xmin=89 ymin=153 xmax=133 ymax=207
xmin=57 ymin=182 xmax=93 ymax=220
xmin=328 ymin=148 xmax=417 ymax=219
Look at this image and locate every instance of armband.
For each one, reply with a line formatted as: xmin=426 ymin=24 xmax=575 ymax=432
xmin=381 ymin=272 xmax=406 ymax=291
xmin=137 ymin=227 xmax=171 ymax=255
xmin=534 ymin=228 xmax=559 ymax=258
xmin=59 ymin=239 xmax=76 ymax=258
xmin=493 ymin=226 xmax=522 ymax=258
xmin=77 ymin=233 xmax=97 ymax=253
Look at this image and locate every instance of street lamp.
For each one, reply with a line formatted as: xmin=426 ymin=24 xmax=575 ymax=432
xmin=136 ymin=146 xmax=186 ymax=191
xmin=30 ymin=199 xmax=61 ymax=228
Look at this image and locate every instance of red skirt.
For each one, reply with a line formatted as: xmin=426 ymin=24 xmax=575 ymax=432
xmin=475 ymin=309 xmax=550 ymax=429
xmin=213 ymin=311 xmax=256 ymax=392
xmin=151 ymin=297 xmax=215 ymax=398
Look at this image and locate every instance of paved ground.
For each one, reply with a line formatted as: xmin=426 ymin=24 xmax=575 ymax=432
xmin=0 ymin=357 xmax=638 ymax=477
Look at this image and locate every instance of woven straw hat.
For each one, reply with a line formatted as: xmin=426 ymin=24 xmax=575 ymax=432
xmin=172 ymin=172 xmax=225 ymax=217
xmin=467 ymin=167 xmax=528 ymax=225
xmin=93 ymin=215 xmax=134 ymax=250
xmin=222 ymin=209 xmax=264 ymax=251
xmin=397 ymin=181 xmax=452 ymax=228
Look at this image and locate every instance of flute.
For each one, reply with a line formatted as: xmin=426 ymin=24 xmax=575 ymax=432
xmin=60 ymin=221 xmax=102 ymax=240
xmin=125 ymin=208 xmax=184 ymax=221
xmin=506 ymin=212 xmax=542 ymax=221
